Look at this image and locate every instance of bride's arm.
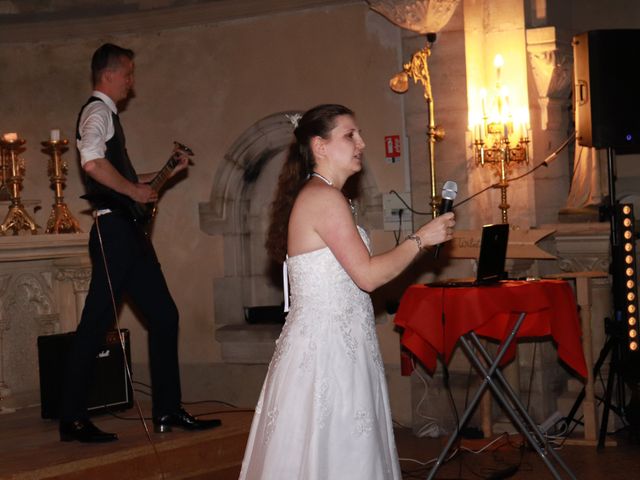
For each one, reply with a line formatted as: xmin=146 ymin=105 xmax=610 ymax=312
xmin=293 ymin=186 xmax=454 ymax=292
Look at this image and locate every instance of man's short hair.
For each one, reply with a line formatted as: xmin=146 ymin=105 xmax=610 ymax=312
xmin=91 ymin=43 xmax=134 ymax=86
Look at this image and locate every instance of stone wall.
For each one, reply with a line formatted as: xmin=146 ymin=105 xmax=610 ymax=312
xmin=2 ymin=0 xmax=640 ymax=432
xmin=0 ymin=0 xmax=410 ymax=414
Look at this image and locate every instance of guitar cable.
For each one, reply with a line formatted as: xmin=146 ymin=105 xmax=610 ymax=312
xmin=94 ymin=212 xmax=167 ymax=480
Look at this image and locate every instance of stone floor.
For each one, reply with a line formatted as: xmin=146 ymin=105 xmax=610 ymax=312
xmin=2 ymin=400 xmax=638 ymax=479
xmin=395 ymin=426 xmax=639 ymax=479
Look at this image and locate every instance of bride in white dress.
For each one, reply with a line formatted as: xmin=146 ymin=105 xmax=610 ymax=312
xmin=239 ymin=104 xmax=455 ymax=480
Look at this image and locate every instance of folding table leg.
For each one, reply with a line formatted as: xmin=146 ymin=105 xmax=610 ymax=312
xmin=468 ymin=333 xmax=577 ymax=478
xmin=426 ymin=313 xmax=527 ymax=480
xmin=461 ymin=334 xmax=574 ymax=480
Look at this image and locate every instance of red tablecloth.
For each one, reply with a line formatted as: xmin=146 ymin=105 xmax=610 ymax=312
xmin=394 ymin=280 xmax=587 ymax=378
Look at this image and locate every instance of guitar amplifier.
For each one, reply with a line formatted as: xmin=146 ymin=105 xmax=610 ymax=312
xmin=37 ymin=329 xmax=133 ymax=419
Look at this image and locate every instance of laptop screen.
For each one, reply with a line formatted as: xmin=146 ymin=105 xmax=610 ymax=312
xmin=476 ymin=223 xmax=510 ymax=283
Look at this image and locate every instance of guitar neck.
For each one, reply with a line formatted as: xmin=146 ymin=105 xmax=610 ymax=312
xmin=149 ymin=155 xmax=179 ymax=192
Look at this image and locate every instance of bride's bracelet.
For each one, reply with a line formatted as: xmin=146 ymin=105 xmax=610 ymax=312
xmin=406 ymin=233 xmax=425 ymax=252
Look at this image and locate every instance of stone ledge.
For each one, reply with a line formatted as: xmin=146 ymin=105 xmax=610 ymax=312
xmin=0 ymin=0 xmax=360 ymax=43
xmin=0 ymin=233 xmax=88 ymax=262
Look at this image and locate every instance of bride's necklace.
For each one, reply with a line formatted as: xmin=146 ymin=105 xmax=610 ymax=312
xmin=311 ymin=171 xmax=357 ymax=220
xmin=311 ymin=172 xmax=333 ymax=186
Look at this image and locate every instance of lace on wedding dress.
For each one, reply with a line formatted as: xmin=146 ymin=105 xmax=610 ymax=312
xmin=240 ymin=226 xmax=401 ymax=480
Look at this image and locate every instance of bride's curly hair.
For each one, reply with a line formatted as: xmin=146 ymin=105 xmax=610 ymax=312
xmin=266 ymin=104 xmax=354 ymax=263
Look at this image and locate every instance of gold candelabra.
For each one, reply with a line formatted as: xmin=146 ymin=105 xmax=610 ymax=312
xmin=41 ymin=138 xmax=82 ymax=234
xmin=0 ymin=136 xmax=38 ymax=235
xmin=390 ymin=38 xmax=445 ymax=219
xmin=0 ymin=143 xmax=10 ymax=201
xmin=470 ymin=55 xmax=530 ymax=224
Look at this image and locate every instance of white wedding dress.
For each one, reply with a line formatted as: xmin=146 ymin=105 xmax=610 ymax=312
xmin=239 ymin=227 xmax=402 ymax=480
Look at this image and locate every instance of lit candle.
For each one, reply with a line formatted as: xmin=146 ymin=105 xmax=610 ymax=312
xmin=518 ymin=108 xmax=530 ymax=139
xmin=50 ymin=129 xmax=60 ymax=142
xmin=3 ymin=132 xmax=18 ymax=142
xmin=494 ymin=54 xmax=504 ymax=84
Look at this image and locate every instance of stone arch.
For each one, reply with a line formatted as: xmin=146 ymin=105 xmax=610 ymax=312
xmin=199 ymin=111 xmax=382 ymax=333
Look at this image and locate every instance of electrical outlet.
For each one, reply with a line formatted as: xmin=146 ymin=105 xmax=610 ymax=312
xmin=382 ymin=192 xmax=413 ymax=232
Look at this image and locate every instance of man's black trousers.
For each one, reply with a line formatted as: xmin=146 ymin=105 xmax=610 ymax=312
xmin=61 ymin=212 xmax=181 ymax=421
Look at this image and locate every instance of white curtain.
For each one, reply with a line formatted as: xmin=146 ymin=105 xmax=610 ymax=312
xmin=565 ymin=141 xmax=603 ymax=209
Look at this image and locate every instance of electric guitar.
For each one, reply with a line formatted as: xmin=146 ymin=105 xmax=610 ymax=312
xmin=129 ymin=141 xmax=194 ymax=226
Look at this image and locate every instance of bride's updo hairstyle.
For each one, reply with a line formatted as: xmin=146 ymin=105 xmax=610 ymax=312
xmin=266 ymin=104 xmax=354 ymax=263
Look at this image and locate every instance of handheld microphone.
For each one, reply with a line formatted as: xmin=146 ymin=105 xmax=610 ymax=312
xmin=434 ymin=180 xmax=458 ymax=259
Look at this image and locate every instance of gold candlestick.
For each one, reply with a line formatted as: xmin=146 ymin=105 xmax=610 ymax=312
xmin=0 ymin=143 xmax=10 ymax=201
xmin=41 ymin=139 xmax=82 ymax=234
xmin=0 ymin=137 xmax=38 ymax=235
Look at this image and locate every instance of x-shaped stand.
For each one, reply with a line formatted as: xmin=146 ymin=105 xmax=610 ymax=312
xmin=426 ymin=312 xmax=577 ymax=480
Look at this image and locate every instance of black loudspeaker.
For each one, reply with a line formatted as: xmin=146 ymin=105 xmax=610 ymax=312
xmin=37 ymin=329 xmax=133 ymax=419
xmin=573 ymin=29 xmax=640 ymax=154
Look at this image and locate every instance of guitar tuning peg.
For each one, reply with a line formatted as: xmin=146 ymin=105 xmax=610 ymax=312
xmin=173 ymin=140 xmax=194 ymax=156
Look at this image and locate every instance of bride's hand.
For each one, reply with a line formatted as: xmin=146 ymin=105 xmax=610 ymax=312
xmin=415 ymin=212 xmax=455 ymax=247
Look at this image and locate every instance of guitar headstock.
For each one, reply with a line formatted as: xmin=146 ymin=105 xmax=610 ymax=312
xmin=173 ymin=141 xmax=194 ymax=157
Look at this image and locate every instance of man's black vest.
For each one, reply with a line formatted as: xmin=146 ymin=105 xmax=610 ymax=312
xmin=76 ymin=96 xmax=139 ymax=211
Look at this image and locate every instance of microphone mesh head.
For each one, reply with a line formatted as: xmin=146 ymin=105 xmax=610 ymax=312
xmin=442 ymin=180 xmax=458 ymax=201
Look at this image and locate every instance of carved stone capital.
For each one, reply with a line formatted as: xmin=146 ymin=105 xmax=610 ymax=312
xmin=558 ymin=256 xmax=610 ymax=274
xmin=545 ymin=222 xmax=611 ymax=274
xmin=55 ymin=267 xmax=92 ymax=293
xmin=526 ymin=27 xmax=572 ymax=130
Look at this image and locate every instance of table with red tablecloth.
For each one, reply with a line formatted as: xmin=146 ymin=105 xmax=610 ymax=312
xmin=394 ymin=280 xmax=586 ymax=480
xmin=394 ymin=279 xmax=587 ymax=378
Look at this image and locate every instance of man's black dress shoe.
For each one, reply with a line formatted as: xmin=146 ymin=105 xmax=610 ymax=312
xmin=153 ymin=407 xmax=222 ymax=433
xmin=59 ymin=419 xmax=118 ymax=443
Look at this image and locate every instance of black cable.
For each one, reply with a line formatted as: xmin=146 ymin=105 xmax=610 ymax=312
xmin=393 ymin=207 xmax=403 ymax=245
xmin=473 ymin=342 xmax=536 ymax=478
xmin=456 ymin=132 xmax=575 ymax=210
xmin=525 ymin=342 xmax=537 ymax=412
xmin=459 ymin=341 xmax=539 ymax=479
xmin=389 ymin=189 xmax=431 ymax=216
xmin=388 ymin=132 xmax=576 ymax=215
xmin=182 ymin=399 xmax=240 ymax=409
xmin=134 ymin=379 xmax=241 ymax=410
xmin=441 ymin=361 xmax=464 ymax=476
xmin=106 ymin=407 xmax=254 ymax=421
xmin=95 ymin=214 xmax=166 ymax=479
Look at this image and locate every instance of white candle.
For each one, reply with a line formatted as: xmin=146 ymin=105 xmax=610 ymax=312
xmin=50 ymin=129 xmax=60 ymax=142
xmin=3 ymin=132 xmax=18 ymax=142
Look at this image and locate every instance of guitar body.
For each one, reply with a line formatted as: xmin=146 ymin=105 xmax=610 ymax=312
xmin=128 ymin=200 xmax=158 ymax=226
xmin=83 ymin=141 xmax=193 ymax=227
xmin=130 ymin=141 xmax=193 ymax=226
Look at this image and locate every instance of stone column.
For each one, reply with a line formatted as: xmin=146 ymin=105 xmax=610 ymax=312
xmin=55 ymin=259 xmax=92 ymax=331
xmin=526 ymin=27 xmax=572 ymax=132
xmin=0 ymin=270 xmax=57 ymax=409
xmin=525 ymin=25 xmax=573 ymax=226
xmin=0 ymin=274 xmax=11 ymax=412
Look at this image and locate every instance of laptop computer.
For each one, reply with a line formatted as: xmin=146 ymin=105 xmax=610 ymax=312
xmin=429 ymin=223 xmax=510 ymax=287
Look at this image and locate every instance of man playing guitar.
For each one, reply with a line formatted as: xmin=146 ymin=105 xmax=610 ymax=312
xmin=59 ymin=43 xmax=221 ymax=443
